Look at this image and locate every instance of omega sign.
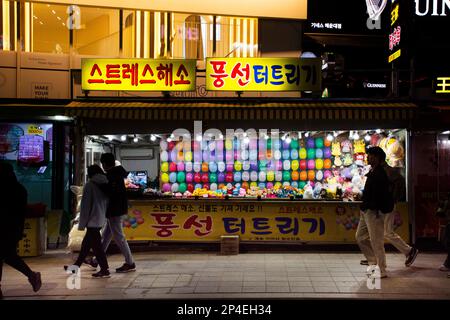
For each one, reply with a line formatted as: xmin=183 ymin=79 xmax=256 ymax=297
xmin=415 ymin=0 xmax=450 ymax=16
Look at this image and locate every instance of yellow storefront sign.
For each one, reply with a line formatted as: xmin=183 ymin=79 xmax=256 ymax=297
xmin=27 ymin=125 xmax=43 ymax=135
xmin=205 ymin=58 xmax=322 ymax=92
xmin=81 ymin=59 xmax=196 ymax=91
xmin=124 ymin=201 xmax=410 ymax=243
xmin=388 ymin=49 xmax=401 ymax=63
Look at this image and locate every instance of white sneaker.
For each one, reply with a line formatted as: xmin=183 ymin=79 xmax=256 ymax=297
xmin=439 ymin=264 xmax=450 ymax=272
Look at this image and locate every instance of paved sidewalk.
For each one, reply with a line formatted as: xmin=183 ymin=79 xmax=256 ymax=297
xmin=1 ymin=250 xmax=450 ymax=300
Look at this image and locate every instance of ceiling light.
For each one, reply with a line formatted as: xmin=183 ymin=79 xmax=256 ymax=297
xmin=150 ymin=135 xmax=157 ymax=141
xmin=120 ymin=135 xmax=126 ymax=141
xmin=365 ymin=134 xmax=371 ymax=142
xmin=326 ymin=133 xmax=334 ymax=141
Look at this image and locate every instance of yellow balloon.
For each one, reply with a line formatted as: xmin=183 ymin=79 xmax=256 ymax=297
xmin=299 ymin=148 xmax=307 ymax=159
xmin=250 ymin=182 xmax=258 ymax=188
xmin=291 ymin=160 xmax=299 ymax=171
xmin=267 ymin=171 xmax=275 ymax=182
xmin=315 ymin=159 xmax=324 ymax=170
xmin=161 ymin=173 xmax=169 ymax=183
xmin=234 ymin=161 xmax=242 ymax=171
xmin=161 ymin=162 xmax=169 ymax=173
xmin=185 ymin=151 xmax=193 ymax=162
xmin=225 ymin=140 xmax=233 ymax=150
xmin=274 ymin=182 xmax=282 ymax=189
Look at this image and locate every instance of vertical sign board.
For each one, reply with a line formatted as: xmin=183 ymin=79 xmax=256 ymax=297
xmin=388 ymin=0 xmax=402 ymax=63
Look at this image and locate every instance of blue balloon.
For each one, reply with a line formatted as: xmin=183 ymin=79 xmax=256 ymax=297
xmin=282 ymin=150 xmax=290 ymax=160
xmin=169 ymin=172 xmax=177 ymax=183
xmin=234 ymin=172 xmax=242 ymax=182
xmin=290 ymin=149 xmax=299 ymax=160
xmin=316 ymin=149 xmax=323 ymax=159
xmin=194 ymin=184 xmax=203 ymax=190
xmin=273 ymin=139 xmax=281 ymax=150
xmin=209 ymin=162 xmax=218 ymax=172
xmin=258 ymin=182 xmax=266 ymax=189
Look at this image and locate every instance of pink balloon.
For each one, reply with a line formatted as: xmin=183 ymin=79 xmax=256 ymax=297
xmin=162 ymin=183 xmax=171 ymax=192
xmin=324 ymin=170 xmax=332 ymax=179
xmin=307 ymin=160 xmax=315 ymax=170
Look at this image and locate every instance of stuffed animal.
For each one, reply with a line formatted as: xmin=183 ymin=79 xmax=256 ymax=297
xmin=385 ymin=138 xmax=405 ymax=167
xmin=353 ymin=139 xmax=367 ymax=166
xmin=67 ymin=185 xmax=86 ymax=253
xmin=331 ymin=141 xmax=342 ymax=156
xmin=343 ymin=153 xmax=353 ymax=166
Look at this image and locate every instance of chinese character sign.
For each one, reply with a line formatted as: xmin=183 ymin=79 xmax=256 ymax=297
xmin=81 ymin=59 xmax=196 ymax=91
xmin=205 ymin=58 xmax=322 ymax=92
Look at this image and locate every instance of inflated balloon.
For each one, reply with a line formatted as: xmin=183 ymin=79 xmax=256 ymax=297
xmin=283 ymin=171 xmax=291 ymax=181
xmin=291 ymin=181 xmax=299 ymax=188
xmin=307 ymin=149 xmax=315 ymax=159
xmin=225 ymin=151 xmax=233 ymax=162
xmin=171 ymin=183 xmax=179 ymax=193
xmin=290 ymin=149 xmax=299 ymax=160
xmin=316 ymin=170 xmax=324 ymax=181
xmin=266 ymin=138 xmax=272 ymax=150
xmin=275 ymin=160 xmax=283 ymax=171
xmin=209 ymin=162 xmax=218 ymax=172
xmin=218 ymin=172 xmax=226 ymax=183
xmin=203 ymin=183 xmax=210 ymax=190
xmin=266 ymin=182 xmax=274 ymax=189
xmin=250 ymin=161 xmax=258 ymax=171
xmin=299 ymin=148 xmax=307 ymax=159
xmin=249 ymin=139 xmax=258 ymax=150
xmin=267 ymin=171 xmax=275 ymax=182
xmin=291 ymin=160 xmax=299 ymax=171
xmin=274 ymin=150 xmax=282 ymax=160
xmin=324 ymin=148 xmax=332 ymax=158
xmin=266 ymin=150 xmax=273 ymax=159
xmin=202 ymin=150 xmax=210 ymax=162
xmin=249 ymin=150 xmax=258 ymax=161
xmin=234 ymin=150 xmax=240 ymax=161
xmin=169 ymin=162 xmax=177 ymax=172
xmin=186 ymin=173 xmax=194 ymax=183
xmin=300 ymin=171 xmax=307 ymax=181
xmin=160 ymin=151 xmax=169 ymax=162
xmin=291 ymin=171 xmax=299 ymax=181
xmin=250 ymin=171 xmax=258 ymax=182
xmin=300 ymin=160 xmax=307 ymax=170
xmin=324 ymin=159 xmax=332 ymax=169
xmin=195 ymin=183 xmax=203 ymax=190
xmin=243 ymin=161 xmax=250 ymax=171
xmin=177 ymin=162 xmax=185 ymax=172
xmin=209 ymin=173 xmax=218 ymax=183
xmin=315 ymin=137 xmax=324 ymax=149
xmin=208 ymin=141 xmax=215 ymax=151
xmin=194 ymin=151 xmax=202 ymax=163
xmin=226 ymin=163 xmax=234 ymax=172
xmin=282 ymin=140 xmax=291 ymax=149
xmin=266 ymin=160 xmax=274 ymax=170
xmin=291 ymin=139 xmax=299 ymax=150
xmin=316 ymin=149 xmax=323 ymax=159
xmin=273 ymin=182 xmax=282 ymax=189
xmin=225 ymin=140 xmax=233 ymax=150
xmin=283 ymin=181 xmax=291 ymax=187
xmin=306 ymin=138 xmax=315 ymax=149
xmin=226 ymin=172 xmax=234 ymax=183
xmin=275 ymin=171 xmax=283 ymax=181
xmin=218 ymin=162 xmax=226 ymax=172
xmin=234 ymin=139 xmax=241 ymax=150
xmin=168 ymin=141 xmax=176 ymax=151
xmin=315 ymin=159 xmax=324 ymax=170
xmin=184 ymin=162 xmax=192 ymax=172
xmin=208 ymin=150 xmax=216 ymax=162
xmin=258 ymin=160 xmax=267 ymax=171
xmin=201 ymin=173 xmax=209 ymax=183
xmin=324 ymin=170 xmax=332 ymax=179
xmin=283 ymin=160 xmax=291 ymax=171
xmin=185 ymin=151 xmax=193 ymax=162
xmin=324 ymin=138 xmax=332 ymax=147
xmin=299 ymin=181 xmax=306 ymax=189
xmin=194 ymin=173 xmax=202 ymax=183
xmin=234 ymin=161 xmax=243 ymax=171
xmin=273 ymin=139 xmax=281 ymax=150
xmin=250 ymin=182 xmax=258 ymax=188
xmin=177 ymin=171 xmax=186 ymax=183
xmin=258 ymin=182 xmax=266 ymax=189
xmin=161 ymin=173 xmax=169 ymax=183
xmin=161 ymin=162 xmax=169 ymax=173
xmin=162 ymin=183 xmax=171 ymax=192
xmin=258 ymin=151 xmax=266 ymax=160
xmin=242 ymin=171 xmax=250 ymax=181
xmin=177 ymin=151 xmax=184 ymax=162
xmin=233 ymin=172 xmax=241 ymax=182
xmin=241 ymin=150 xmax=249 ymax=160
xmin=259 ymin=171 xmax=266 ymax=182
xmin=210 ymin=183 xmax=218 ymax=191
xmin=308 ymin=170 xmax=315 ymax=181
xmin=160 ymin=141 xmax=168 ymax=150
xmin=178 ymin=183 xmax=187 ymax=193
xmin=169 ymin=149 xmax=177 ymax=162
xmin=216 ymin=140 xmax=224 ymax=152
xmin=169 ymin=172 xmax=177 ymax=183
xmin=187 ymin=184 xmax=195 ymax=193
xmin=201 ymin=140 xmax=207 ymax=150
xmin=307 ymin=160 xmax=315 ymax=170
xmin=282 ymin=150 xmax=290 ymax=160
xmin=201 ymin=162 xmax=209 ymax=172
xmin=193 ymin=163 xmax=200 ymax=173
xmin=241 ymin=182 xmax=249 ymax=190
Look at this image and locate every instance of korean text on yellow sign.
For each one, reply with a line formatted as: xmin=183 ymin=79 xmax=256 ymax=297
xmin=205 ymin=58 xmax=322 ymax=92
xmin=81 ymin=59 xmax=196 ymax=91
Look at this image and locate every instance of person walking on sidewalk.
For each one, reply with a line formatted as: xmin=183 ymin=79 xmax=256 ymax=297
xmin=356 ymin=147 xmax=394 ymax=278
xmin=0 ymin=162 xmax=41 ymax=299
xmin=360 ymin=163 xmax=418 ymax=267
xmin=436 ymin=192 xmax=450 ymax=277
xmin=65 ymin=165 xmax=111 ymax=278
xmin=87 ymin=153 xmax=135 ymax=273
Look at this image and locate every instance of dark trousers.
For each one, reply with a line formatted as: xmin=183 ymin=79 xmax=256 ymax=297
xmin=0 ymin=238 xmax=33 ymax=283
xmin=75 ymin=227 xmax=109 ymax=271
xmin=445 ymin=224 xmax=450 ymax=267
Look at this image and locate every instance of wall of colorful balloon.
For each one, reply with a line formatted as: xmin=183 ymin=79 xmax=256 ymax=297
xmin=159 ymin=129 xmax=407 ymax=200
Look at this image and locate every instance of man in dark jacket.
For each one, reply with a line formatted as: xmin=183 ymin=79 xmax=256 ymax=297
xmin=0 ymin=162 xmax=42 ymax=299
xmin=96 ymin=153 xmax=135 ymax=273
xmin=356 ymin=147 xmax=394 ymax=278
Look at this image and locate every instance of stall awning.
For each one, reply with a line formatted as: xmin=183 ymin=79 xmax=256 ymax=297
xmin=64 ymin=100 xmax=417 ymax=122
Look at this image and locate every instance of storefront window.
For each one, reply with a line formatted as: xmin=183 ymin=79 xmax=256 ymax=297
xmin=30 ymin=2 xmax=69 ymax=53
xmin=0 ymin=0 xmax=18 ymax=51
xmin=73 ymin=6 xmax=119 ymax=57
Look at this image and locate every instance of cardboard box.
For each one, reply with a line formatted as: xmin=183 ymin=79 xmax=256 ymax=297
xmin=17 ymin=217 xmax=46 ymax=257
xmin=220 ymin=235 xmax=239 ymax=255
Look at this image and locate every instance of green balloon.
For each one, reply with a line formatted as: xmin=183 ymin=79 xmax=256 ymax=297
xmin=266 ymin=139 xmax=272 ymax=150
xmin=177 ymin=171 xmax=186 ymax=183
xmin=307 ymin=149 xmax=315 ymax=159
xmin=283 ymin=171 xmax=291 ymax=181
xmin=291 ymin=139 xmax=299 ymax=149
xmin=299 ymin=181 xmax=306 ymax=189
xmin=259 ymin=160 xmax=267 ymax=170
xmin=178 ymin=183 xmax=187 ymax=193
xmin=315 ymin=138 xmax=324 ymax=149
xmin=209 ymin=173 xmax=217 ymax=183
